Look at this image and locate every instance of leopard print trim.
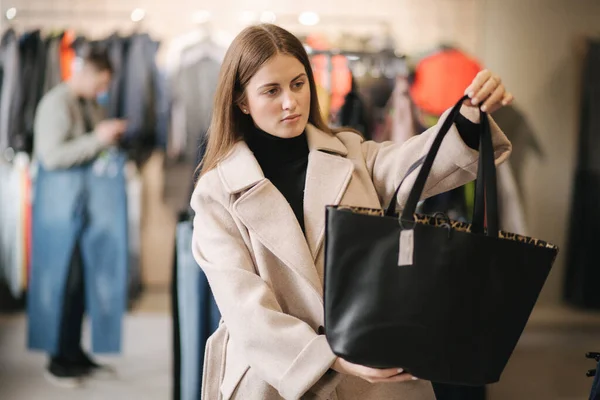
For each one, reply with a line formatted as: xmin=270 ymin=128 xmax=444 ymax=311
xmin=337 ymin=205 xmax=385 ymax=217
xmin=334 ymin=206 xmax=558 ymax=250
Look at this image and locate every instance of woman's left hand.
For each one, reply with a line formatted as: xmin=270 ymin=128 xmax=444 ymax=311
xmin=463 ymin=70 xmax=514 ymax=113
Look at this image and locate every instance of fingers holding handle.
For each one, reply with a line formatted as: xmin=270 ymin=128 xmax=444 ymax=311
xmin=463 ymin=69 xmax=514 ymax=113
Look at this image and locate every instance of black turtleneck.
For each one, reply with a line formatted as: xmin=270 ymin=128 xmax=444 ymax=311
xmin=454 ymin=113 xmax=480 ymax=150
xmin=245 ymin=126 xmax=310 ymax=233
xmin=244 ymin=118 xmax=480 ymax=234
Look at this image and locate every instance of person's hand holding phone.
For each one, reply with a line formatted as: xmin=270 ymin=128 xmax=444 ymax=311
xmin=96 ymin=119 xmax=127 ymax=145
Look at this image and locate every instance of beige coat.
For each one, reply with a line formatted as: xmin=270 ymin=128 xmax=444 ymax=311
xmin=190 ymin=105 xmax=512 ymax=400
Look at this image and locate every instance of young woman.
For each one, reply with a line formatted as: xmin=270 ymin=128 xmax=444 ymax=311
xmin=191 ymin=24 xmax=513 ymax=400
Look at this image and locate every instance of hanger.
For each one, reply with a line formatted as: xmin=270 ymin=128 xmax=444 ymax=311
xmin=179 ymin=20 xmax=227 ymax=66
xmin=586 ymin=352 xmax=600 ymax=377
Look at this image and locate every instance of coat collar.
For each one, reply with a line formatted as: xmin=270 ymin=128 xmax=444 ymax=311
xmin=218 ymin=123 xmax=348 ymax=194
xmin=63 ymin=84 xmax=103 ymax=126
xmin=306 ymin=123 xmax=348 ymax=157
xmin=217 ymin=124 xmax=353 ymax=302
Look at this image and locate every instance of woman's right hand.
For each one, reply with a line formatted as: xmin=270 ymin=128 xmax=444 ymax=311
xmin=331 ymin=357 xmax=418 ymax=384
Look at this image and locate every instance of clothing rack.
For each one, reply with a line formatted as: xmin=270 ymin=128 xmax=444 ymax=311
xmin=3 ymin=10 xmax=139 ymax=19
xmin=0 ymin=8 xmax=148 ymax=38
xmin=281 ymin=13 xmax=395 ymax=45
xmin=307 ymin=48 xmax=406 ymax=60
xmin=307 ymin=48 xmax=407 ymax=92
xmin=281 ymin=14 xmax=391 ymax=26
xmin=1 ymin=7 xmax=147 ymax=32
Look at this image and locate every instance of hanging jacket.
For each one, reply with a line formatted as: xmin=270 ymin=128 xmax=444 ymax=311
xmin=60 ymin=30 xmax=76 ymax=82
xmin=121 ymin=33 xmax=160 ymax=165
xmin=564 ymin=40 xmax=600 ymax=309
xmin=0 ymin=29 xmax=22 ymax=158
xmin=164 ymin=39 xmax=223 ymax=212
xmin=14 ymin=30 xmax=47 ymax=153
xmin=339 ymin=77 xmax=373 ymax=140
xmin=43 ymin=35 xmax=63 ymax=94
xmin=98 ymin=33 xmax=127 ymax=119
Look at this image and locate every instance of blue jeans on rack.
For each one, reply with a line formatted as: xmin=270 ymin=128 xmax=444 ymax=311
xmin=28 ymin=150 xmax=129 ymax=354
xmin=177 ymin=220 xmax=220 ymax=400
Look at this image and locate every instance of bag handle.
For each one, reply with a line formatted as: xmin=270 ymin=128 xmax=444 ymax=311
xmin=384 ymin=95 xmax=499 ymax=237
xmin=384 ymin=95 xmax=466 ymax=218
xmin=476 ymin=100 xmax=499 ymax=236
xmin=470 ymin=103 xmax=499 ymax=236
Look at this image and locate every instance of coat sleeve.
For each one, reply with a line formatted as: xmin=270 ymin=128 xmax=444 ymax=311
xmin=362 ymin=104 xmax=512 ymax=211
xmin=190 ymin=176 xmax=337 ymax=400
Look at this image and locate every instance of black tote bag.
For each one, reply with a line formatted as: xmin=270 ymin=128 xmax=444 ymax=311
xmin=323 ymin=96 xmax=558 ymax=386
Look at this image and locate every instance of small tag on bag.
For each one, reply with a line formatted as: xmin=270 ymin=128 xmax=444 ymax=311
xmin=398 ymin=229 xmax=415 ymax=266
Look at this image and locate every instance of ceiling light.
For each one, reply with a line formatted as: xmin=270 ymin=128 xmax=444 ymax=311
xmin=260 ymin=11 xmax=276 ymax=23
xmin=5 ymin=8 xmax=17 ymax=20
xmin=192 ymin=10 xmax=212 ymax=24
xmin=130 ymin=8 xmax=145 ymax=22
xmin=240 ymin=11 xmax=257 ymax=24
xmin=299 ymin=12 xmax=320 ymax=26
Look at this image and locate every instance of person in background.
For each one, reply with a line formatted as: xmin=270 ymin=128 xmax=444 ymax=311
xmin=191 ymin=24 xmax=513 ymax=400
xmin=31 ymin=48 xmax=126 ymax=387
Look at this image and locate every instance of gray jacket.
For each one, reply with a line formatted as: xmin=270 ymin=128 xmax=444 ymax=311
xmin=0 ymin=29 xmax=21 ymax=157
xmin=33 ymin=83 xmax=106 ymax=169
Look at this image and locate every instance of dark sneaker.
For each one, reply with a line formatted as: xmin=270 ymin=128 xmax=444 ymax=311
xmin=44 ymin=359 xmax=86 ymax=388
xmin=74 ymin=350 xmax=117 ymax=379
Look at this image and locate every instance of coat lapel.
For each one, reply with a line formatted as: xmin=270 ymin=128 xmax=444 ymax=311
xmin=219 ymin=141 xmax=323 ymax=297
xmin=303 ymin=125 xmax=354 ymax=259
xmin=218 ymin=125 xmax=354 ymax=296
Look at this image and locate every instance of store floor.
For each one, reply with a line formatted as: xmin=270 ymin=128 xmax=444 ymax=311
xmin=1 ymin=289 xmax=599 ymax=400
xmin=486 ymin=306 xmax=600 ymax=400
xmin=0 ymin=288 xmax=172 ymax=400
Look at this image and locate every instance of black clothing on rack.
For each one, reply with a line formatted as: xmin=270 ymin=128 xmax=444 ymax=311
xmin=16 ymin=29 xmax=46 ymax=153
xmin=339 ymin=77 xmax=373 ymax=140
xmin=564 ymin=39 xmax=600 ymax=309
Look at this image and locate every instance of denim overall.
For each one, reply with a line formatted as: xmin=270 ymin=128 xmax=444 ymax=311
xmin=27 ymin=149 xmax=128 ymax=354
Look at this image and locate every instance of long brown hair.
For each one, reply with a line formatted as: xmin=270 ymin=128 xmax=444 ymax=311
xmin=198 ymin=24 xmax=333 ymax=177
